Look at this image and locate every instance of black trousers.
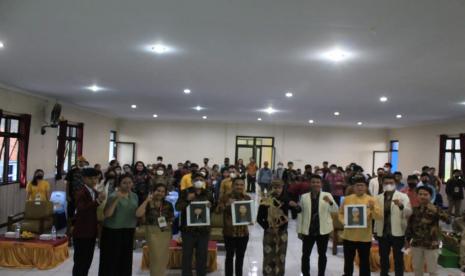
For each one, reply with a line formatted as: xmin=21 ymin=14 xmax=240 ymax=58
xmin=301 ymin=234 xmax=329 ymax=276
xmin=73 ymin=237 xmax=96 ymax=276
xmin=181 ymin=231 xmax=210 ymax=276
xmin=247 ymin=175 xmax=256 ymax=193
xmin=343 ymin=240 xmax=371 ymax=276
xmin=378 ymin=235 xmax=405 ymax=276
xmin=224 ymin=236 xmax=249 ymax=276
xmin=98 ymin=227 xmax=135 ymax=276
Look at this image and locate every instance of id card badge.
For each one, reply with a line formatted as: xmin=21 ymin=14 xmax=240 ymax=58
xmin=455 ymin=187 xmax=460 ymax=193
xmin=158 ymin=216 xmax=168 ymax=228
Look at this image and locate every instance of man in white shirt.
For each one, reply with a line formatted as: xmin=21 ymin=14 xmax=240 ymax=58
xmin=296 ymin=174 xmax=339 ymax=276
xmin=374 ymin=175 xmax=412 ymax=276
xmin=369 ymin=167 xmax=386 ymax=196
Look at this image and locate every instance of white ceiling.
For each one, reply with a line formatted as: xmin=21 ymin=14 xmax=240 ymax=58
xmin=1 ymin=0 xmax=465 ymax=127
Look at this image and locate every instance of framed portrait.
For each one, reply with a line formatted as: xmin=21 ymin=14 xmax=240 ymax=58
xmin=344 ymin=204 xmax=367 ymax=228
xmin=231 ymin=200 xmax=255 ymax=226
xmin=187 ymin=201 xmax=210 ymax=226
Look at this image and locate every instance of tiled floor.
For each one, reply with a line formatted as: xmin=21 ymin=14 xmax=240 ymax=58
xmin=1 ymin=194 xmax=463 ymax=275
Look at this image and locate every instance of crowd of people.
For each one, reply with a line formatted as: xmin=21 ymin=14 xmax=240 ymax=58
xmin=27 ymin=155 xmax=465 ymax=276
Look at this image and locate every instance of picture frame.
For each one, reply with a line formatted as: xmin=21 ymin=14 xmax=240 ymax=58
xmin=186 ymin=201 xmax=210 ymax=226
xmin=344 ymin=204 xmax=367 ymax=228
xmin=231 ymin=200 xmax=255 ymax=226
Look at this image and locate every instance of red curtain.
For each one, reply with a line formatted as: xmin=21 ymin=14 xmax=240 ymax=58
xmin=438 ymin=134 xmax=447 ymax=179
xmin=18 ymin=114 xmax=31 ymax=188
xmin=77 ymin=123 xmax=84 ymax=157
xmin=460 ymin=133 xmax=465 ymax=173
xmin=55 ymin=120 xmax=68 ymax=180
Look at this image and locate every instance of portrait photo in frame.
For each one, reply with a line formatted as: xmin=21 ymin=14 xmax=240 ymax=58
xmin=344 ymin=204 xmax=367 ymax=228
xmin=187 ymin=201 xmax=211 ymax=226
xmin=231 ymin=200 xmax=255 ymax=226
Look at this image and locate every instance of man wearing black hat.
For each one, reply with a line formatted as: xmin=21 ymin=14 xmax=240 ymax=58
xmin=72 ymin=168 xmax=106 ymax=276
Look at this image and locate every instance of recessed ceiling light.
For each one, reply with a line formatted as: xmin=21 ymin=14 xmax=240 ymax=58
xmin=308 ymin=120 xmax=314 ymax=124
xmin=460 ymin=102 xmax=465 ymax=105
xmin=321 ymin=47 xmax=353 ymax=63
xmin=131 ymin=104 xmax=137 ymax=109
xmin=202 ymin=115 xmax=207 ymax=119
xmin=380 ymin=96 xmax=388 ymax=102
xmin=184 ymin=89 xmax=191 ymax=94
xmin=264 ymin=107 xmax=277 ymax=114
xmin=257 ymin=118 xmax=262 ymax=121
xmin=194 ymin=105 xmax=203 ymax=111
xmin=357 ymin=121 xmax=363 ymax=125
xmin=396 ymin=114 xmax=403 ymax=119
xmin=153 ymin=114 xmax=158 ymax=118
xmin=148 ymin=43 xmax=171 ymax=54
xmin=86 ymin=85 xmax=103 ymax=92
xmin=0 ymin=41 xmax=4 ymax=48
xmin=285 ymin=92 xmax=293 ymax=98
xmin=334 ymin=111 xmax=340 ymax=116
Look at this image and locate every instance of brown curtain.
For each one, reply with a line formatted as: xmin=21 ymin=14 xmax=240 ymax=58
xmin=55 ymin=120 xmax=68 ymax=180
xmin=77 ymin=123 xmax=84 ymax=157
xmin=438 ymin=134 xmax=447 ymax=179
xmin=460 ymin=133 xmax=465 ymax=173
xmin=18 ymin=114 xmax=31 ymax=188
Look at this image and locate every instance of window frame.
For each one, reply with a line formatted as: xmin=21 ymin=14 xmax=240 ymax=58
xmin=443 ymin=136 xmax=461 ymax=181
xmin=0 ymin=115 xmax=21 ymax=185
xmin=109 ymin=130 xmax=117 ymax=162
xmin=56 ymin=122 xmax=83 ymax=175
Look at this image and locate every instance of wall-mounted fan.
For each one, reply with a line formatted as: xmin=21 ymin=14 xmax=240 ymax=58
xmin=41 ymin=103 xmax=62 ymax=135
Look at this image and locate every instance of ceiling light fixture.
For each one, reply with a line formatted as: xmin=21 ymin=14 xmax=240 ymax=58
xmin=202 ymin=115 xmax=207 ymax=120
xmin=334 ymin=111 xmax=340 ymax=116
xmin=0 ymin=41 xmax=4 ymax=48
xmin=194 ymin=105 xmax=203 ymax=111
xmin=380 ymin=96 xmax=388 ymax=102
xmin=183 ymin=89 xmax=191 ymax=94
xmin=285 ymin=92 xmax=293 ymax=98
xmin=86 ymin=85 xmax=103 ymax=92
xmin=148 ymin=43 xmax=171 ymax=54
xmin=131 ymin=104 xmax=137 ymax=109
xmin=396 ymin=114 xmax=403 ymax=119
xmin=264 ymin=107 xmax=277 ymax=114
xmin=257 ymin=118 xmax=262 ymax=121
xmin=153 ymin=114 xmax=158 ymax=118
xmin=357 ymin=121 xmax=363 ymax=126
xmin=308 ymin=120 xmax=314 ymax=124
xmin=321 ymin=47 xmax=353 ymax=63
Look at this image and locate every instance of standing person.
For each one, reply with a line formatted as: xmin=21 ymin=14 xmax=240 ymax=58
xmin=236 ymin=159 xmax=246 ymax=179
xmin=302 ymin=165 xmax=313 ymax=181
xmin=180 ymin=163 xmax=199 ymax=191
xmin=176 ymin=173 xmax=214 ymax=276
xmin=219 ymin=166 xmax=238 ymax=199
xmin=221 ymin=157 xmax=231 ymax=173
xmin=374 ymin=175 xmax=412 ymax=276
xmin=417 ymin=172 xmax=437 ymax=204
xmin=257 ymin=179 xmax=299 ymax=276
xmin=94 ymin=164 xmax=104 ymax=182
xmin=155 ymin=156 xmax=164 ymax=168
xmin=401 ymin=175 xmax=420 ymax=208
xmin=136 ymin=183 xmax=174 ymax=276
xmin=326 ymin=165 xmax=345 ymax=205
xmin=173 ymin=162 xmax=186 ymax=189
xmin=445 ymin=169 xmax=465 ymax=217
xmin=151 ymin=164 xmax=172 ymax=189
xmin=339 ymin=175 xmax=382 ymax=276
xmin=122 ymin=164 xmax=132 ymax=174
xmin=321 ymin=161 xmax=330 ymax=179
xmin=72 ymin=168 xmax=106 ymax=276
xmin=26 ymin=169 xmax=51 ymax=201
xmin=99 ymin=174 xmax=138 ymax=276
xmin=282 ymin=161 xmax=297 ymax=191
xmin=133 ymin=161 xmax=151 ymax=205
xmin=65 ymin=156 xmax=87 ymax=239
xmin=202 ymin=158 xmax=212 ymax=175
xmin=95 ymin=168 xmax=118 ymax=222
xmin=217 ymin=178 xmax=251 ymax=276
xmin=405 ymin=186 xmax=451 ymax=276
xmin=246 ymin=158 xmax=258 ymax=193
xmin=273 ymin=162 xmax=285 ymax=180
xmin=369 ymin=168 xmax=385 ymax=196
xmin=297 ymin=175 xmax=338 ymax=276
xmin=258 ymin=161 xmax=273 ymax=196
xmin=384 ymin=163 xmax=392 ymax=174
xmin=394 ymin=172 xmax=405 ymax=191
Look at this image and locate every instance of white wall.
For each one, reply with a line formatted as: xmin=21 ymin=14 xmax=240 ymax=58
xmin=117 ymin=120 xmax=389 ymax=172
xmin=0 ymin=85 xmax=116 ymax=224
xmin=389 ymin=119 xmax=465 ymax=175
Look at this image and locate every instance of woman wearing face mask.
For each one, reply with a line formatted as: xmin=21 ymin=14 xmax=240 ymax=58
xmin=176 ymin=173 xmax=214 ymax=276
xmin=133 ymin=161 xmax=151 ymax=205
xmin=26 ymin=169 xmax=51 ymax=201
xmin=257 ymin=179 xmax=299 ymax=276
xmin=219 ymin=166 xmax=238 ymax=199
xmin=136 ymin=184 xmax=174 ymax=276
xmin=151 ymin=164 xmax=172 ymax=191
xmin=96 ymin=168 xmax=118 ymax=221
xmin=98 ymin=173 xmax=138 ymax=276
xmin=217 ymin=178 xmax=251 ymax=276
xmin=123 ymin=164 xmax=133 ymax=175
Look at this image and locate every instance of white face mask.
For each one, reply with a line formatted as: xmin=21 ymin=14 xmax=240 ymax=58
xmin=194 ymin=180 xmax=204 ymax=189
xmin=278 ymin=165 xmax=283 ymax=169
xmin=229 ymin=173 xmax=237 ymax=179
xmin=156 ymin=170 xmax=164 ymax=176
xmin=384 ymin=184 xmax=395 ymax=192
xmin=331 ymin=169 xmax=337 ymax=174
xmin=157 ymin=160 xmax=162 ymax=164
xmin=200 ymin=171 xmax=207 ymax=177
xmin=384 ymin=167 xmax=390 ymax=171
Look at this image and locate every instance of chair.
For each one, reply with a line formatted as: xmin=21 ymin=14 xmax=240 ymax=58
xmin=210 ymin=212 xmax=224 ymax=242
xmin=8 ymin=201 xmax=54 ymax=234
xmin=330 ymin=213 xmax=344 ymax=255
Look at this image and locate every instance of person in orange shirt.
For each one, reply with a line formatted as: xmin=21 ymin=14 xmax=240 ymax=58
xmin=246 ymin=158 xmax=258 ymax=193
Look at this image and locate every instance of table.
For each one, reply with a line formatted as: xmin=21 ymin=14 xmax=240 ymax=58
xmin=0 ymin=236 xmax=69 ymax=270
xmin=354 ymin=244 xmax=414 ymax=272
xmin=141 ymin=240 xmax=218 ymax=272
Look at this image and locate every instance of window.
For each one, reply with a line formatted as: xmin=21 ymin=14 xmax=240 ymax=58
xmin=109 ymin=131 xmax=117 ymax=162
xmin=390 ymin=140 xmax=399 ymax=173
xmin=443 ymin=137 xmax=461 ymax=181
xmin=56 ymin=121 xmax=83 ymax=178
xmin=0 ymin=117 xmax=20 ymax=184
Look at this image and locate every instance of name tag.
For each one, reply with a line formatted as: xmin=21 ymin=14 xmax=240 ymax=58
xmin=158 ymin=216 xmax=168 ymax=228
xmin=455 ymin=187 xmax=460 ymax=193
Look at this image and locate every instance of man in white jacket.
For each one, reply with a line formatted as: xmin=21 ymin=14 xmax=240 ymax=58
xmin=369 ymin=167 xmax=386 ymax=196
xmin=296 ymin=174 xmax=339 ymax=276
xmin=374 ymin=174 xmax=412 ymax=276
